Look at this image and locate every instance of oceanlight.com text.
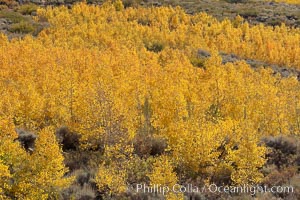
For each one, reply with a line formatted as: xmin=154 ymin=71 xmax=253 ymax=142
xmin=135 ymin=184 xmax=294 ymax=196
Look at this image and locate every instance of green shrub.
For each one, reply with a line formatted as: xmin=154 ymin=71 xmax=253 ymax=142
xmin=268 ymin=19 xmax=282 ymax=27
xmin=145 ymin=41 xmax=164 ymax=53
xmin=123 ymin=0 xmax=142 ymax=8
xmin=0 ymin=10 xmax=25 ymax=23
xmin=224 ymin=0 xmax=248 ymax=3
xmin=190 ymin=57 xmax=206 ymax=69
xmin=32 ymin=24 xmax=45 ymax=36
xmin=17 ymin=3 xmax=38 ymax=15
xmin=238 ymin=9 xmax=259 ymax=18
xmin=9 ymin=21 xmax=35 ymax=33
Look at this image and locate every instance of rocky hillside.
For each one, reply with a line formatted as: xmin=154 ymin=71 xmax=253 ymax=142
xmin=0 ymin=0 xmax=299 ymax=38
xmin=150 ymin=0 xmax=300 ymax=27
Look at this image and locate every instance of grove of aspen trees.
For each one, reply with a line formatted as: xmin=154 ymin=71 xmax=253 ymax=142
xmin=0 ymin=0 xmax=300 ymax=199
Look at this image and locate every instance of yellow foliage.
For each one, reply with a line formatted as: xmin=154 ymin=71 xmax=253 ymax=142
xmin=0 ymin=2 xmax=300 ymax=196
xmin=0 ymin=159 xmax=11 ymax=199
xmin=271 ymin=0 xmax=300 ymax=4
xmin=0 ymin=119 xmax=72 ymax=199
xmin=147 ymin=156 xmax=183 ymax=200
xmin=29 ymin=127 xmax=73 ymax=195
xmin=226 ymin=121 xmax=266 ymax=185
xmin=96 ymin=163 xmax=128 ymax=194
xmin=95 ymin=141 xmax=135 ymax=195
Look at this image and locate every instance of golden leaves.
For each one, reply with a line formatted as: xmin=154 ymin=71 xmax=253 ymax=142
xmin=0 ymin=120 xmax=72 ymax=198
xmin=0 ymin=2 xmax=300 ymax=196
xmin=272 ymin=0 xmax=300 ymax=4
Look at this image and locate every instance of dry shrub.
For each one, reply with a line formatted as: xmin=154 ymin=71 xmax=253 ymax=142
xmin=133 ymin=134 xmax=167 ymax=158
xmin=262 ymin=136 xmax=298 ymax=169
xmin=0 ymin=4 xmax=8 ymax=9
xmin=210 ymin=164 xmax=233 ymax=186
xmin=15 ymin=128 xmax=37 ymax=152
xmin=0 ymin=0 xmax=17 ymax=8
xmin=61 ymin=183 xmax=97 ymax=200
xmin=263 ymin=166 xmax=297 ymax=187
xmin=56 ymin=126 xmax=81 ymax=151
xmin=122 ymin=0 xmax=142 ymax=8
